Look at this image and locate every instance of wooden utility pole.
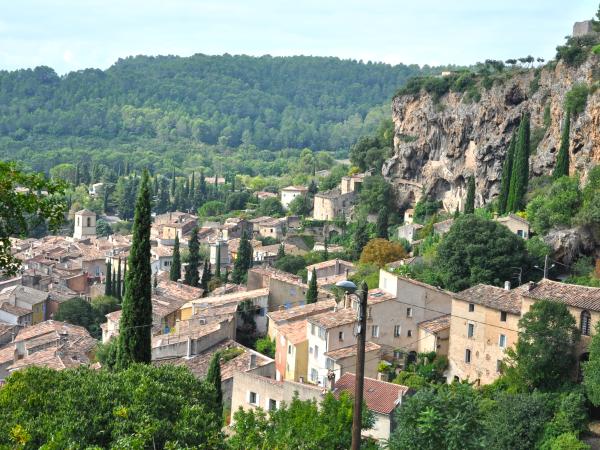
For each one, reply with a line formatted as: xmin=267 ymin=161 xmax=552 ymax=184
xmin=351 ymin=281 xmax=368 ymax=450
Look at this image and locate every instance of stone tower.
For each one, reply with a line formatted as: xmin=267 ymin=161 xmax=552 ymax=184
xmin=73 ymin=209 xmax=97 ymax=239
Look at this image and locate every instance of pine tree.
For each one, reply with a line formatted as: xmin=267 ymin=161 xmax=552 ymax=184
xmin=105 ymin=260 xmax=112 ymax=296
xmin=553 ymin=109 xmax=571 ymax=180
xmin=116 ymin=169 xmax=153 ymax=369
xmin=277 ymin=243 xmax=286 ymax=259
xmin=206 ymin=352 xmax=223 ymax=421
xmin=185 ymin=227 xmax=200 ymax=287
xmin=507 ymin=114 xmax=530 ymax=213
xmin=170 ymin=234 xmax=182 ymax=281
xmin=215 ymin=241 xmax=221 ymax=279
xmin=232 ymin=232 xmax=252 ymax=284
xmin=498 ymin=132 xmax=516 ymax=215
xmin=116 ymin=258 xmax=122 ymax=302
xmin=306 ymin=268 xmax=318 ymax=304
xmin=352 ymin=220 xmax=369 ymax=260
xmin=376 ymin=208 xmax=389 ymax=239
xmin=464 ymin=176 xmax=475 ymax=214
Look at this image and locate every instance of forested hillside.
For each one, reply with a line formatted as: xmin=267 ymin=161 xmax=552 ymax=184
xmin=0 ymin=54 xmax=445 ymax=174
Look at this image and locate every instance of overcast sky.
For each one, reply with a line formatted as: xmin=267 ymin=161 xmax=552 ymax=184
xmin=1 ymin=0 xmax=597 ymax=74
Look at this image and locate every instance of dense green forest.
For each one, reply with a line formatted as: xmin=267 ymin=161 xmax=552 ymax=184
xmin=0 ymin=54 xmax=447 ymax=175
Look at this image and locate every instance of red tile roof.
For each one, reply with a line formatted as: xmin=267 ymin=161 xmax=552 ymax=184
xmin=455 ymin=284 xmax=522 ymax=315
xmin=325 ymin=341 xmax=380 ymax=360
xmin=522 ymin=279 xmax=600 ymax=312
xmin=334 ymin=373 xmax=410 ymax=415
xmin=418 ymin=314 xmax=451 ymax=334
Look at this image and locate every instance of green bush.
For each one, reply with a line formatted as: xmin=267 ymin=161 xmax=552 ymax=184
xmin=556 ymin=35 xmax=599 ymax=67
xmin=564 ymin=83 xmax=590 ymax=115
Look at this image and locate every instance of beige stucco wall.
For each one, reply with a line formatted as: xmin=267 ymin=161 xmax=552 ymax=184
xmin=496 ymin=217 xmax=529 ymax=239
xmin=446 ymin=298 xmax=519 ymax=385
xmin=417 ymin=327 xmax=450 ymax=356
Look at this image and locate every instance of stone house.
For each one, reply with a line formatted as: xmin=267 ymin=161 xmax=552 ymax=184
xmin=256 ymin=218 xmax=286 ymax=241
xmin=403 ymin=208 xmax=415 ymax=224
xmin=333 ymin=373 xmax=411 ymax=442
xmin=417 ymin=314 xmax=450 ymax=356
xmin=0 ymin=285 xmax=49 ymax=324
xmin=275 ymin=319 xmax=309 ymax=382
xmin=495 ymin=214 xmax=530 ymax=239
xmin=306 ymin=259 xmax=355 ymax=285
xmin=446 ymin=284 xmax=521 ymax=385
xmin=151 ymin=245 xmax=173 ymax=274
xmin=312 ymin=189 xmax=356 ymax=221
xmin=280 ymin=186 xmax=309 ymax=210
xmin=433 ymin=218 xmax=454 ymax=236
xmin=396 ymin=223 xmax=423 ymax=244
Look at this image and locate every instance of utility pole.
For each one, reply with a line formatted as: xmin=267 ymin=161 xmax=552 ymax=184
xmin=351 ymin=281 xmax=368 ymax=450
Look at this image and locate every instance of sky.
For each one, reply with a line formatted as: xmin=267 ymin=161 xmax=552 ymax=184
xmin=0 ymin=0 xmax=597 ymax=74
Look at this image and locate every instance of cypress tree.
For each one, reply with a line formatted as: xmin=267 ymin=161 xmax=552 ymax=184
xmin=232 ymin=232 xmax=252 ymax=284
xmin=122 ymin=263 xmax=127 ymax=298
xmin=376 ymin=208 xmax=389 ymax=239
xmin=199 ymin=170 xmax=207 ymax=199
xmin=306 ymin=268 xmax=318 ymax=304
xmin=116 ymin=169 xmax=153 ymax=369
xmin=507 ymin=114 xmax=530 ymax=212
xmin=215 ymin=241 xmax=221 ymax=279
xmin=190 ymin=171 xmax=195 ymax=196
xmin=185 ymin=227 xmax=200 ymax=287
xmin=352 ymin=220 xmax=369 ymax=260
xmin=553 ymin=109 xmax=571 ymax=180
xmin=323 ymin=238 xmax=329 ymax=260
xmin=201 ymin=259 xmax=212 ymax=291
xmin=105 ymin=260 xmax=112 ymax=296
xmin=464 ymin=176 xmax=475 ymax=214
xmin=277 ymin=243 xmax=286 ymax=259
xmin=206 ymin=352 xmax=223 ymax=421
xmin=170 ymin=168 xmax=176 ymax=197
xmin=103 ymin=189 xmax=110 ymax=214
xmin=116 ymin=258 xmax=122 ymax=302
xmin=170 ymin=234 xmax=182 ymax=281
xmin=498 ymin=132 xmax=516 ymax=215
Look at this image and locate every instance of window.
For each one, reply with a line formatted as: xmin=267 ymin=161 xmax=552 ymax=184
xmin=496 ymin=360 xmax=503 ymax=373
xmin=581 ymin=310 xmax=592 ymax=336
xmin=406 ymin=307 xmax=413 ymax=318
xmin=517 ymin=229 xmax=524 ymax=237
xmin=258 ymin=308 xmax=266 ymax=317
xmin=311 ymin=324 xmax=315 ymax=335
xmin=499 ymin=334 xmax=507 ymax=348
xmin=338 ymin=331 xmax=344 ymax=341
xmin=318 ymin=327 xmax=326 ymax=339
xmin=467 ymin=323 xmax=474 ymax=338
xmin=269 ymin=399 xmax=277 ymax=411
xmin=465 ymin=349 xmax=471 ymax=363
xmin=288 ymin=345 xmax=292 ymax=355
xmin=368 ymin=307 xmax=372 ymax=319
xmin=407 ymin=329 xmax=412 ymax=337
xmin=249 ymin=391 xmax=257 ymax=405
xmin=500 ymin=311 xmax=507 ymax=322
xmin=371 ymin=325 xmax=380 ymax=338
xmin=326 ymin=358 xmax=334 ymax=369
xmin=468 ymin=303 xmax=475 ymax=312
xmin=87 ymin=217 xmax=91 ymax=227
xmin=309 ymin=346 xmax=313 ymax=355
xmin=394 ymin=325 xmax=401 ymax=337
xmin=314 ymin=345 xmax=319 ymax=358
xmin=311 ymin=368 xmax=318 ymax=382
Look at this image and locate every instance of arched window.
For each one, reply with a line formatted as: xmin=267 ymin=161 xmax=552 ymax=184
xmin=581 ymin=310 xmax=591 ymax=336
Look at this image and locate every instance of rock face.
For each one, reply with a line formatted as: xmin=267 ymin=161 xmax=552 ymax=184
xmin=383 ymin=54 xmax=600 ymax=212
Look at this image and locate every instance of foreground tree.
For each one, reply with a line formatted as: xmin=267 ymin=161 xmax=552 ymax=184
xmin=0 ymin=365 xmax=223 ymax=448
xmin=185 ymin=227 xmax=200 ymax=287
xmin=505 ymin=300 xmax=580 ymax=391
xmin=435 ymin=215 xmax=527 ymax=291
xmin=0 ymin=162 xmax=67 ymax=275
xmin=116 ymin=170 xmax=153 ymax=369
xmin=229 ymin=392 xmax=374 ymax=450
xmin=170 ymin=234 xmax=182 ymax=281
xmin=306 ymin=268 xmax=318 ymax=303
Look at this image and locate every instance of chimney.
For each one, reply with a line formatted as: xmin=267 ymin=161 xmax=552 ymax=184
xmin=249 ymin=353 xmax=257 ymax=369
xmin=504 ymin=281 xmax=511 ymax=291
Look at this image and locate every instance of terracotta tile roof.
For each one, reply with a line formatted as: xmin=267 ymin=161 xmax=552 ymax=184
xmin=8 ymin=347 xmax=67 ymax=371
xmin=306 ymin=259 xmax=355 ymax=272
xmin=248 ymin=266 xmax=306 ymax=288
xmin=0 ymin=346 xmax=15 ymax=365
xmin=14 ymin=320 xmax=91 ymax=343
xmin=105 ymin=309 xmax=122 ymax=323
xmin=267 ymin=299 xmax=337 ymax=324
xmin=185 ymin=288 xmax=270 ymax=312
xmin=308 ymin=308 xmax=357 ymax=330
xmin=152 ymin=322 xmax=222 ymax=348
xmin=455 ymin=284 xmax=521 ymax=315
xmin=334 ymin=373 xmax=410 ymax=415
xmin=282 ymin=185 xmax=308 ymax=192
xmin=383 ymin=271 xmax=453 ymax=295
xmin=0 ymin=302 xmax=31 ymax=317
xmin=521 ymin=279 xmax=600 ymax=312
xmin=496 ymin=213 xmax=530 ymax=226
xmin=367 ymin=289 xmax=396 ymax=305
xmin=325 ymin=341 xmax=380 ymax=360
xmin=278 ymin=320 xmax=308 ymax=345
xmin=418 ymin=314 xmax=451 ymax=334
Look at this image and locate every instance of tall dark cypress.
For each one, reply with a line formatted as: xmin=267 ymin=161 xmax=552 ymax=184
xmin=498 ymin=132 xmax=516 ymax=215
xmin=232 ymin=232 xmax=252 ymax=284
xmin=105 ymin=259 xmax=112 ymax=296
xmin=206 ymin=352 xmax=223 ymax=421
xmin=553 ymin=109 xmax=571 ymax=180
xmin=116 ymin=169 xmax=153 ymax=369
xmin=306 ymin=268 xmax=318 ymax=304
xmin=185 ymin=227 xmax=200 ymax=287
xmin=376 ymin=208 xmax=389 ymax=239
xmin=352 ymin=220 xmax=369 ymax=260
xmin=170 ymin=234 xmax=182 ymax=281
xmin=215 ymin=241 xmax=221 ymax=279
xmin=116 ymin=258 xmax=122 ymax=302
xmin=200 ymin=259 xmax=212 ymax=291
xmin=464 ymin=176 xmax=475 ymax=214
xmin=507 ymin=114 xmax=530 ymax=212
xmin=170 ymin=168 xmax=176 ymax=197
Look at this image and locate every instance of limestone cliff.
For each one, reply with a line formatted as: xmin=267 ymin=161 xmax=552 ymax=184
xmin=383 ymin=54 xmax=600 ymax=211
